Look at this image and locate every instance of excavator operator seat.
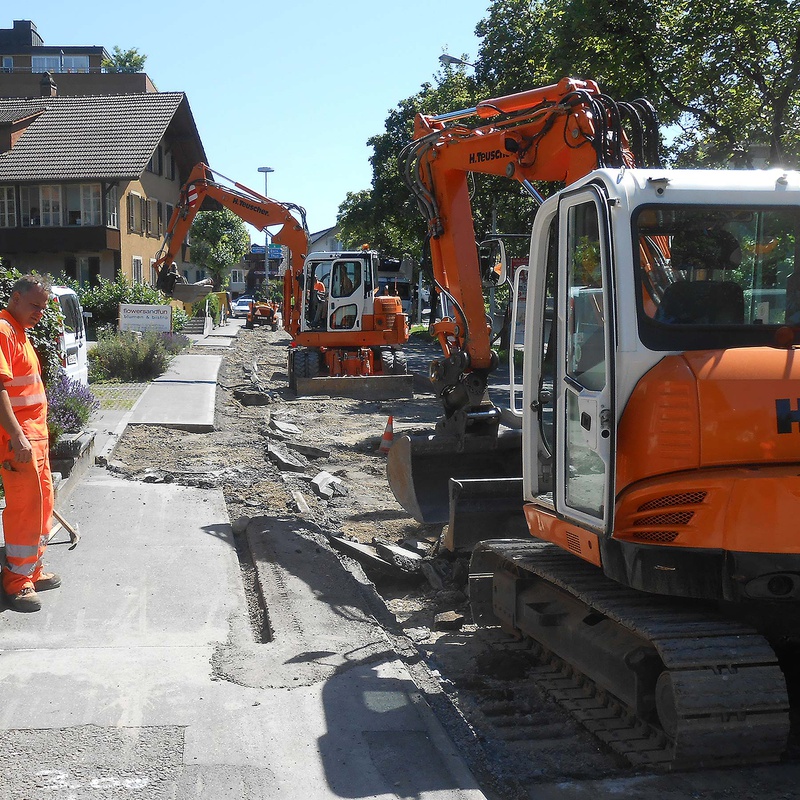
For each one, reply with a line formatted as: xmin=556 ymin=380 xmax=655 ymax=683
xmin=655 ymin=280 xmax=745 ymax=325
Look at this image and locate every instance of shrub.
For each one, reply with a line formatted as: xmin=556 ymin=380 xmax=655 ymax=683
xmin=191 ymin=292 xmax=221 ymax=324
xmin=47 ymin=371 xmax=99 ymax=447
xmin=172 ymin=306 xmax=189 ymax=332
xmin=88 ymin=330 xmax=185 ymax=382
xmin=75 ymin=274 xmax=172 ymax=337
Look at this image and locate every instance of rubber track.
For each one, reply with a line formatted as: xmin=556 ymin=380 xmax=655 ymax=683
xmin=483 ymin=540 xmax=791 ymax=769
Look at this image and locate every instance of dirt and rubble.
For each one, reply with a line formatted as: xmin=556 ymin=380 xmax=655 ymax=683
xmin=106 ymin=325 xmax=800 ymax=800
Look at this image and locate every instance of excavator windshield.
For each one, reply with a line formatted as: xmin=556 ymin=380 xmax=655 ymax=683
xmin=635 ymin=205 xmax=800 ymax=350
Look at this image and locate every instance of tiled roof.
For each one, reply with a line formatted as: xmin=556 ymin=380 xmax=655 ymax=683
xmin=0 ymin=92 xmax=202 ymax=182
xmin=0 ymin=106 xmax=44 ymax=124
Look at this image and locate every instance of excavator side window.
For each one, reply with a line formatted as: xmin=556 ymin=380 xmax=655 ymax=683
xmin=538 ymin=217 xmax=558 ymax=461
xmin=635 ymin=205 xmax=800 ymax=350
xmin=563 ymin=199 xmax=608 ymax=520
xmin=331 ymin=260 xmax=361 ymax=298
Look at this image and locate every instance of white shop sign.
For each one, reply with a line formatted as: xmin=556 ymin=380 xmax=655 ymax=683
xmin=118 ymin=304 xmax=172 ymax=333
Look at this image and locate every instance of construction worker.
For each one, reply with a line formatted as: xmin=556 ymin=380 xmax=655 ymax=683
xmin=0 ymin=274 xmax=58 ymax=612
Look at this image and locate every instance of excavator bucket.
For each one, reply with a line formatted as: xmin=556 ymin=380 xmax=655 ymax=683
xmin=387 ymin=430 xmax=523 ymax=525
xmin=444 ymin=476 xmax=528 ymax=552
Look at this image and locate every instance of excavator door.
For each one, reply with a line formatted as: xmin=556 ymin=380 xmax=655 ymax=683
xmin=327 ymin=256 xmax=367 ymax=331
xmin=527 ymin=186 xmax=615 ymax=532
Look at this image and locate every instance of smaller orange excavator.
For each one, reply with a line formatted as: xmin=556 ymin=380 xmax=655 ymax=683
xmin=154 ymin=164 xmax=412 ymax=399
xmin=286 ymin=246 xmax=412 ymax=398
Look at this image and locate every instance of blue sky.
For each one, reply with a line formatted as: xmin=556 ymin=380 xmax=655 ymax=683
xmin=7 ymin=1 xmax=490 ymax=240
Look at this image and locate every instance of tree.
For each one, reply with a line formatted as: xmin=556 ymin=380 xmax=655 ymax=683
xmin=338 ymin=0 xmax=800 ymax=263
xmin=189 ymin=210 xmax=250 ymax=291
xmin=102 ymin=46 xmax=147 ymax=74
xmin=531 ymin=0 xmax=800 ymax=167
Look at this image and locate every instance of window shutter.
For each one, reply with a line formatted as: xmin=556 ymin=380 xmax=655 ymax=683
xmin=139 ymin=196 xmax=146 ymax=233
xmin=127 ymin=194 xmax=135 ymax=232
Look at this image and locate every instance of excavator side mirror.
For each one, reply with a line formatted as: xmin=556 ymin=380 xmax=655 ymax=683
xmin=478 ymin=238 xmax=508 ymax=286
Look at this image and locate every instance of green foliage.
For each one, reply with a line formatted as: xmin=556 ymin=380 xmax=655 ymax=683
xmin=88 ymin=330 xmax=188 ymax=383
xmin=75 ymin=274 xmax=171 ymax=336
xmin=189 ymin=210 xmax=250 ymax=290
xmin=0 ymin=264 xmax=62 ymax=387
xmin=190 ymin=292 xmax=221 ymax=324
xmin=172 ymin=306 xmax=189 ymax=332
xmin=102 ymin=46 xmax=147 ymax=73
xmin=266 ymin=278 xmax=283 ymax=303
xmin=337 ymin=0 xmax=800 ymax=263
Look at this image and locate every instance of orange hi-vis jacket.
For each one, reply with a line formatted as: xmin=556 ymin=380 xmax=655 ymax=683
xmin=0 ymin=307 xmax=53 ymax=595
xmin=0 ymin=308 xmax=48 ymax=440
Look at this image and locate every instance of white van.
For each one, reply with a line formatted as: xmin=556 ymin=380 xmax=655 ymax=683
xmin=51 ymin=286 xmax=89 ymax=386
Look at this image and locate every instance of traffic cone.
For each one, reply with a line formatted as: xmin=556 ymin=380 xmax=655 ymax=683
xmin=379 ymin=415 xmax=394 ymax=454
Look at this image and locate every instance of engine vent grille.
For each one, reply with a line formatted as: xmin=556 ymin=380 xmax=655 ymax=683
xmin=637 ymin=491 xmax=707 ymax=512
xmin=630 ymin=530 xmax=679 ymax=543
xmin=565 ymin=531 xmax=582 ymax=554
xmin=635 ymin=512 xmax=694 ymax=527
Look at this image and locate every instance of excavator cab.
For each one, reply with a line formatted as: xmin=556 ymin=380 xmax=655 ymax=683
xmin=300 ymin=252 xmax=374 ymax=333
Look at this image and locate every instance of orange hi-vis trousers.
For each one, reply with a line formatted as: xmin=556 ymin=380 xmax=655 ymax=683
xmin=1 ymin=436 xmax=53 ymax=595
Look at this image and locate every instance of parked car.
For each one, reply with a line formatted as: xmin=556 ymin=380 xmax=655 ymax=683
xmin=51 ymin=286 xmax=88 ymax=386
xmin=231 ymin=295 xmax=254 ymax=319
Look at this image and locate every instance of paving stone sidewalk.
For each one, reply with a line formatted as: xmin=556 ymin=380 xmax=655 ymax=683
xmin=89 ymin=381 xmax=149 ymax=411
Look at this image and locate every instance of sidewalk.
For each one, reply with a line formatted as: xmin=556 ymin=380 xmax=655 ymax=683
xmin=0 ymin=329 xmax=488 ymax=800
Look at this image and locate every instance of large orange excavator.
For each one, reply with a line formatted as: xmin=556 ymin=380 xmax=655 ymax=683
xmin=155 ymin=165 xmax=411 ymax=399
xmin=389 ymin=78 xmax=800 ymax=767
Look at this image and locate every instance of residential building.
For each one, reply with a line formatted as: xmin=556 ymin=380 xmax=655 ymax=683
xmin=309 ymin=225 xmax=342 ymax=253
xmin=0 ymin=80 xmax=207 ymax=284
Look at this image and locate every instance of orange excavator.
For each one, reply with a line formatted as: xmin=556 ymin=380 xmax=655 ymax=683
xmin=155 ymin=165 xmax=411 ymax=400
xmin=389 ymin=78 xmax=800 ymax=767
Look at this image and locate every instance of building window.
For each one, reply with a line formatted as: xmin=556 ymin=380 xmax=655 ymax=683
xmin=147 ymin=198 xmax=159 ymax=236
xmin=230 ymin=269 xmax=244 ymax=284
xmin=132 ymin=256 xmax=143 ymax=283
xmin=165 ymin=151 xmax=175 ymax=181
xmin=128 ymin=192 xmax=144 ymax=233
xmin=106 ymin=185 xmax=118 ymax=228
xmin=157 ymin=201 xmax=164 ymax=236
xmin=78 ymin=256 xmax=90 ymax=284
xmin=41 ymin=186 xmax=62 ymax=226
xmin=20 ymin=185 xmax=61 ymax=227
xmin=31 ymin=55 xmax=61 ymax=73
xmin=63 ymin=183 xmax=102 ymax=226
xmin=147 ymin=145 xmax=163 ymax=175
xmin=81 ymin=184 xmax=102 ymax=226
xmin=0 ymin=187 xmax=16 ymax=227
xmin=2 ymin=57 xmax=12 ymax=74
xmin=165 ymin=203 xmax=174 ymax=231
xmin=62 ymin=55 xmax=89 ymax=73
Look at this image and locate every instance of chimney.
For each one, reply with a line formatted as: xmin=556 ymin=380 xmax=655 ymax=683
xmin=39 ymin=71 xmax=57 ymax=98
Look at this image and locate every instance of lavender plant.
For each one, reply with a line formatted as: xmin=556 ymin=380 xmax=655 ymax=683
xmin=46 ymin=371 xmax=99 ymax=446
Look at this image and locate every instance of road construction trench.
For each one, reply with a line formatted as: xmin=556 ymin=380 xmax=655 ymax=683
xmin=232 ymin=526 xmax=273 ymax=643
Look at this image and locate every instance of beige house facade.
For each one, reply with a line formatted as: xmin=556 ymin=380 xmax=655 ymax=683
xmin=0 ymin=19 xmax=207 ymax=286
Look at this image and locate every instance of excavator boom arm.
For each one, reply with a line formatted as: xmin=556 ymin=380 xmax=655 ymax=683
xmin=402 ymin=79 xmax=658 ymax=381
xmin=153 ymin=164 xmax=309 ymax=307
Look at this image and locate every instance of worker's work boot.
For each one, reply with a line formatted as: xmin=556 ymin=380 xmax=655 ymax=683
xmin=34 ymin=572 xmax=61 ymax=591
xmin=6 ymin=586 xmax=42 ymax=613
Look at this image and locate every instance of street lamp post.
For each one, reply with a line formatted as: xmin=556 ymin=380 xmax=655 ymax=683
xmin=257 ymin=166 xmax=274 ymax=283
xmin=439 ymin=53 xmax=474 ymax=68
